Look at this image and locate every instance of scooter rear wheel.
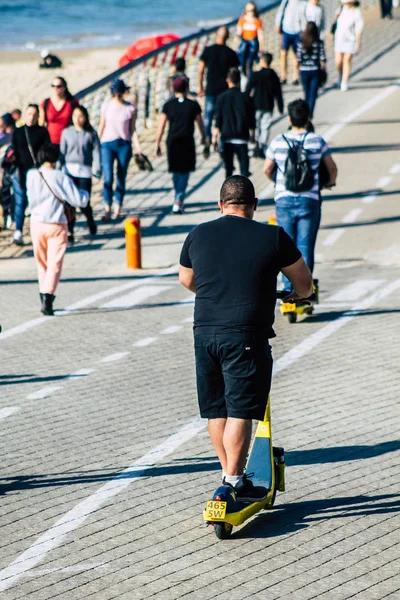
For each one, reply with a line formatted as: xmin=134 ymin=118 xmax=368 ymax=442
xmin=214 ymin=522 xmax=233 ymax=539
xmin=287 ymin=312 xmax=297 ymax=324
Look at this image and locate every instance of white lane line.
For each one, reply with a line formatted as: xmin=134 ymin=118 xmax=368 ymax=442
xmin=100 ymin=352 xmax=130 ymax=363
xmin=0 ymin=417 xmax=206 ymax=592
xmin=160 ymin=325 xmax=183 ymax=335
xmin=26 ymin=386 xmax=62 ymax=400
xmin=362 ymin=194 xmax=377 ymax=205
xmin=323 ymin=81 xmax=400 ymax=142
xmin=133 ymin=337 xmax=158 ymax=348
xmin=327 ymin=279 xmax=384 ymax=302
xmin=0 ymin=407 xmax=21 ymax=421
xmin=389 ymin=163 xmax=400 ymax=175
xmin=182 ymin=316 xmax=194 ymax=323
xmin=0 ymin=267 xmax=178 ymax=342
xmin=376 ymin=175 xmax=392 ymax=189
xmin=316 ymin=302 xmax=351 ymax=309
xmin=342 ymin=208 xmax=363 ymax=224
xmin=66 ymin=368 xmax=96 ymax=379
xmin=323 ymin=228 xmax=345 ymax=247
xmin=274 ymin=277 xmax=400 ymax=374
xmin=101 ymin=285 xmax=171 ymax=309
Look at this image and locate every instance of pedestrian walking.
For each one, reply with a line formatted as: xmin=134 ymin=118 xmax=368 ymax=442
xmin=305 ymin=0 xmax=325 ymax=37
xmin=333 ymin=0 xmax=364 ymax=91
xmin=168 ymin=57 xmax=190 ymax=99
xmin=198 ymin=26 xmax=240 ymax=158
xmin=11 ymin=104 xmax=50 ymax=246
xmin=297 ymin=22 xmax=327 ymax=118
xmin=154 ymin=77 xmax=205 ymax=214
xmin=39 ymin=77 xmax=78 ymax=148
xmin=58 ymin=106 xmax=100 ymax=242
xmin=98 ymin=78 xmax=142 ymax=221
xmin=245 ymin=52 xmax=283 ymax=158
xmin=380 ymin=0 xmax=393 ymax=19
xmin=236 ymin=2 xmax=264 ymax=77
xmin=275 ymin=0 xmax=307 ymax=84
xmin=26 ymin=143 xmax=89 ymax=316
xmin=213 ymin=67 xmax=255 ymax=179
xmin=179 ymin=174 xmax=313 ymax=500
xmin=264 ymin=99 xmax=337 ymax=290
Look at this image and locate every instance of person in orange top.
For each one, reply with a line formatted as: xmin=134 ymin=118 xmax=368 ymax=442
xmin=236 ymin=2 xmax=264 ymax=77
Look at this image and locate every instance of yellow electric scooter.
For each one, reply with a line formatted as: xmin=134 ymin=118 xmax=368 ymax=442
xmin=279 ymin=281 xmax=319 ymax=324
xmin=203 ymin=397 xmax=285 ymax=540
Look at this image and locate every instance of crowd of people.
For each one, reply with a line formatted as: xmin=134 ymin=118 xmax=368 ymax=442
xmin=0 ymin=0 xmax=372 ymax=316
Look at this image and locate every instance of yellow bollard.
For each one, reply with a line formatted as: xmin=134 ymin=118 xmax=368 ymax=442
xmin=125 ymin=217 xmax=142 ymax=269
xmin=268 ymin=212 xmax=277 ymax=226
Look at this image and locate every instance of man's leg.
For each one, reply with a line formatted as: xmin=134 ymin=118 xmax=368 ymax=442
xmin=296 ymin=197 xmax=321 ymax=273
xmin=208 ymin=418 xmax=227 ymax=474
xmin=223 ymin=418 xmax=252 ymax=475
xmin=236 ymin=144 xmax=250 ymax=177
xmin=203 ymin=95 xmax=217 ymax=145
xmin=260 ymin=111 xmax=273 ymax=153
xmin=12 ymin=172 xmax=27 ymax=238
xmin=223 ymin=143 xmax=234 ymax=178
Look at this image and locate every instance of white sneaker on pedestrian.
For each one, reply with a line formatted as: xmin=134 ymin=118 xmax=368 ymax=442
xmin=5 ymin=215 xmax=13 ymax=229
xmin=340 ymin=82 xmax=348 ymax=92
xmin=12 ymin=230 xmax=23 ymax=246
xmin=172 ymin=202 xmax=184 ymax=214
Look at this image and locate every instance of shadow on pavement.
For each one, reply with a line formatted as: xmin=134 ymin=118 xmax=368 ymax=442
xmin=322 ymin=189 xmax=399 ymax=202
xmin=321 ymin=214 xmax=400 ymax=230
xmin=235 ymin=493 xmax=400 ymax=539
xmin=286 ymin=440 xmax=400 ymax=465
xmin=308 ymin=309 xmax=400 ymax=323
xmin=331 ymin=144 xmax=400 ymax=154
xmin=0 ymin=459 xmax=220 ymax=496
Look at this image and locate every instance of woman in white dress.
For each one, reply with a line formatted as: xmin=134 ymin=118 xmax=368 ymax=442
xmin=334 ymin=0 xmax=364 ymax=91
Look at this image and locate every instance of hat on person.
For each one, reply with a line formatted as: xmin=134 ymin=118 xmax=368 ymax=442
xmin=41 ymin=49 xmax=50 ymax=58
xmin=172 ymin=76 xmax=188 ymax=94
xmin=110 ymin=78 xmax=130 ymax=95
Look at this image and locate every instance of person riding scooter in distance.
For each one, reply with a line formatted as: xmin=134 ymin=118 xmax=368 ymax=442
xmin=179 ymin=175 xmax=313 ymax=501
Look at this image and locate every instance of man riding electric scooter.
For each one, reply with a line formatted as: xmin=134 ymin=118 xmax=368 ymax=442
xmin=179 ymin=175 xmax=313 ymax=501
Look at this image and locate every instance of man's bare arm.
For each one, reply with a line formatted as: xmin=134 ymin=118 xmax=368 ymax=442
xmin=179 ymin=265 xmax=196 ymax=293
xmin=322 ymin=154 xmax=338 ymax=188
xmin=264 ymin=157 xmax=276 ymax=181
xmin=281 ymin=257 xmax=313 ymax=298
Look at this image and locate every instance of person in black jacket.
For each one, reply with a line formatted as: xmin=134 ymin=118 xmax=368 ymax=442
xmin=245 ymin=52 xmax=284 ymax=158
xmin=213 ymin=67 xmax=255 ymax=179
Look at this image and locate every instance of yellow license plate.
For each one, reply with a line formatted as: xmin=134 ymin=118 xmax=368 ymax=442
xmin=282 ymin=302 xmax=296 ymax=312
xmin=205 ymin=500 xmax=227 ymax=520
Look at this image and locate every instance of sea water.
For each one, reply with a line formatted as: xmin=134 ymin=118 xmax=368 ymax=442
xmin=0 ymin=0 xmax=270 ymax=51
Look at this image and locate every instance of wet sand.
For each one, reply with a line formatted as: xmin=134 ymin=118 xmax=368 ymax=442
xmin=0 ymin=46 xmax=127 ymax=114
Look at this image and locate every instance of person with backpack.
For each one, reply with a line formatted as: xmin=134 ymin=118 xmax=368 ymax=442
xmin=297 ymin=22 xmax=327 ymax=118
xmin=39 ymin=77 xmax=79 ymax=149
xmin=245 ymin=52 xmax=283 ymax=158
xmin=58 ymin=106 xmax=100 ymax=242
xmin=264 ymin=99 xmax=337 ymax=290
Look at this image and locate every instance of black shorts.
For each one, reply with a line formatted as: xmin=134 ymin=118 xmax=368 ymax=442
xmin=194 ymin=330 xmax=273 ymax=420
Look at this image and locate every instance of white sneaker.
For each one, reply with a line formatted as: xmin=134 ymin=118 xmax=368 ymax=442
xmin=5 ymin=215 xmax=13 ymax=229
xmin=340 ymin=82 xmax=348 ymax=92
xmin=12 ymin=230 xmax=24 ymax=246
xmin=172 ymin=202 xmax=184 ymax=214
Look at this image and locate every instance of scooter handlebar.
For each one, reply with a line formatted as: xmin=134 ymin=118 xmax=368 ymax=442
xmin=276 ymin=290 xmax=316 ymax=305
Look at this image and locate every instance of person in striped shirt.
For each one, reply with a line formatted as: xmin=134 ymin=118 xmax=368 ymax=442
xmin=264 ymin=99 xmax=337 ymax=291
xmin=297 ymin=21 xmax=327 ymax=118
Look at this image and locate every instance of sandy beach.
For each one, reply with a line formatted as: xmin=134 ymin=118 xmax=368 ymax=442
xmin=0 ymin=46 xmax=127 ymax=114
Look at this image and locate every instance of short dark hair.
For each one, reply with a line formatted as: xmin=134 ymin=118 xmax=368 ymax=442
xmin=220 ymin=175 xmax=256 ymax=205
xmin=227 ymin=67 xmax=241 ymax=86
xmin=175 ymin=57 xmax=186 ymax=72
xmin=261 ymin=52 xmax=273 ymax=66
xmin=37 ymin=143 xmax=59 ymax=165
xmin=288 ymin=98 xmax=310 ymax=127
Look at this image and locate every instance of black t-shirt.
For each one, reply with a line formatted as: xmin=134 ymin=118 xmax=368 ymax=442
xmin=12 ymin=125 xmax=50 ymax=171
xmin=162 ymin=97 xmax=201 ymax=141
xmin=180 ymin=216 xmax=301 ymax=336
xmin=200 ymin=44 xmax=240 ymax=96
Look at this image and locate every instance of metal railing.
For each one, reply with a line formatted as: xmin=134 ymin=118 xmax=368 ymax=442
xmin=76 ymin=0 xmax=377 ymax=134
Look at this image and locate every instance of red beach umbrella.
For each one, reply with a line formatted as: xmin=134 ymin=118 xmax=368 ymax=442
xmin=119 ymin=33 xmax=181 ymax=67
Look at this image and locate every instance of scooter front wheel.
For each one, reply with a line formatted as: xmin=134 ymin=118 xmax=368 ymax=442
xmin=214 ymin=522 xmax=233 ymax=539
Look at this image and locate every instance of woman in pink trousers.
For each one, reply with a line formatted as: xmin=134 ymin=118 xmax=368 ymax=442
xmin=27 ymin=144 xmax=89 ymax=315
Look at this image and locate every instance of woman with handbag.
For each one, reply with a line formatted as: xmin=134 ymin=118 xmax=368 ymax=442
xmin=334 ymin=0 xmax=364 ymax=91
xmin=296 ymin=21 xmax=327 ymax=118
xmin=11 ymin=104 xmax=50 ymax=246
xmin=26 ymin=143 xmax=89 ymax=316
